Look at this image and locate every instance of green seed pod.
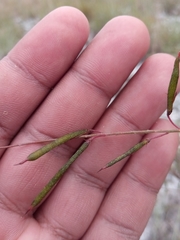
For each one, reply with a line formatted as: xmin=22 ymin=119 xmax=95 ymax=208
xmin=167 ymin=52 xmax=180 ymax=116
xmin=99 ymin=139 xmax=150 ymax=171
xmin=28 ymin=129 xmax=89 ymax=161
xmin=30 ymin=141 xmax=90 ymax=209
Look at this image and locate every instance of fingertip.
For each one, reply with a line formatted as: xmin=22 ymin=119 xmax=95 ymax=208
xmin=6 ymin=6 xmax=90 ymax=89
xmin=46 ymin=6 xmax=90 ymax=39
xmin=104 ymin=15 xmax=150 ymax=55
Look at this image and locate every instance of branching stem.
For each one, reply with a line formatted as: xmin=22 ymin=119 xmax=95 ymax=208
xmin=80 ymin=128 xmax=180 ymax=139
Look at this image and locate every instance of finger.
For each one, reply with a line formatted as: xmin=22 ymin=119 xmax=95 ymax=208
xmin=0 ymin=16 xmax=149 ymax=239
xmin=0 ymin=6 xmax=90 ymax=239
xmin=83 ymin=120 xmax=178 ymax=239
xmin=35 ymin=54 xmax=178 ymax=239
xmin=0 ymin=6 xmax=89 ymax=150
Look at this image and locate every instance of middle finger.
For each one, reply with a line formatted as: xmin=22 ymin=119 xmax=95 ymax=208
xmin=31 ymin=16 xmax=150 ymax=237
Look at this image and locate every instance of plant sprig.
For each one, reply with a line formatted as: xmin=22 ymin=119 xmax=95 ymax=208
xmin=1 ymin=52 xmax=180 ymax=213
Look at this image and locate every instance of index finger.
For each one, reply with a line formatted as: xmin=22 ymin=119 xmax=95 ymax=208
xmin=0 ymin=7 xmax=89 ymax=151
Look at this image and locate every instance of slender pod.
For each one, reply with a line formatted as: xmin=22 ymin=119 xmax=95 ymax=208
xmin=16 ymin=129 xmax=89 ymax=165
xmin=28 ymin=140 xmax=90 ymax=211
xmin=28 ymin=129 xmax=89 ymax=160
xmin=167 ymin=52 xmax=180 ymax=116
xmin=98 ymin=139 xmax=150 ymax=171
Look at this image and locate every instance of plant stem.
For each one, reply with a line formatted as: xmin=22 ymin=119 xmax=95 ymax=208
xmin=80 ymin=129 xmax=180 ymax=139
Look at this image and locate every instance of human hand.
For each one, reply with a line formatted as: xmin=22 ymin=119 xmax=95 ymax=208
xmin=0 ymin=7 xmax=178 ymax=240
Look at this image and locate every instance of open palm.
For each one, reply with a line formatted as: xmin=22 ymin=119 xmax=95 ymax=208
xmin=0 ymin=7 xmax=178 ymax=240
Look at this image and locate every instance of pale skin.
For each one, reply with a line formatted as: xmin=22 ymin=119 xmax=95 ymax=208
xmin=0 ymin=6 xmax=179 ymax=240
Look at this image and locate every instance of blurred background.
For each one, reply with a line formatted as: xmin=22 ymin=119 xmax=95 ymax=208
xmin=0 ymin=0 xmax=180 ymax=239
xmin=1 ymin=0 xmax=180 ymax=58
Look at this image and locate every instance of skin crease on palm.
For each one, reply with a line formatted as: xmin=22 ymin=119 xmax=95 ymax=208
xmin=0 ymin=6 xmax=179 ymax=240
